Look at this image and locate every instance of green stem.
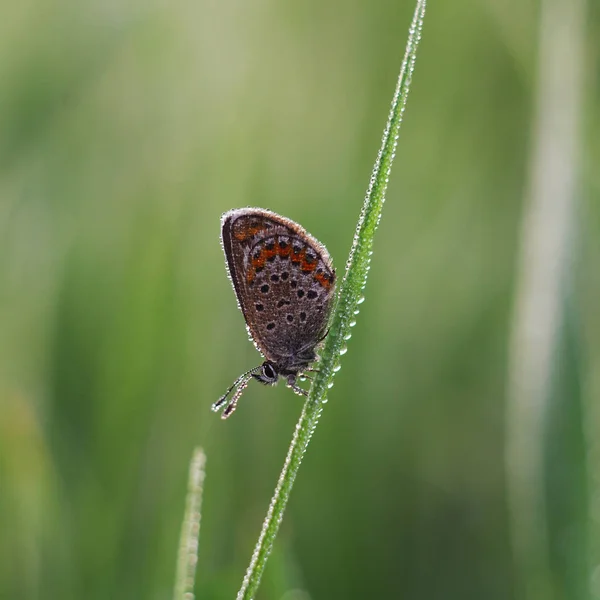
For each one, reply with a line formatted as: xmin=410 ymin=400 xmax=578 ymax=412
xmin=236 ymin=2 xmax=426 ymax=598
xmin=505 ymin=0 xmax=585 ymax=598
xmin=174 ymin=448 xmax=206 ymax=600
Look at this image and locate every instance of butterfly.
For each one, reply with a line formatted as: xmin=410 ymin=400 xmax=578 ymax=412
xmin=212 ymin=208 xmax=336 ymax=418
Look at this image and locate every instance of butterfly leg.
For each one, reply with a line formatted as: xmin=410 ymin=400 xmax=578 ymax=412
xmin=286 ymin=375 xmax=309 ymax=397
xmin=316 ymin=327 xmax=330 ymax=344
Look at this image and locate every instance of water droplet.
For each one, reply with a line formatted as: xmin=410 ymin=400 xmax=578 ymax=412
xmin=357 ymin=296 xmax=365 ymax=304
xmin=353 ymin=309 xmax=360 ymax=315
xmin=333 ymin=364 xmax=341 ymax=373
xmin=327 ymin=381 xmax=334 ymax=389
xmin=340 ymin=346 xmax=348 ymax=356
xmin=343 ymin=333 xmax=352 ymax=341
xmin=349 ymin=320 xmax=357 ymax=327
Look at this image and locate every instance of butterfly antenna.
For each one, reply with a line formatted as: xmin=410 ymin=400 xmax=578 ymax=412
xmin=221 ymin=375 xmax=255 ymax=418
xmin=212 ymin=367 xmax=260 ymax=416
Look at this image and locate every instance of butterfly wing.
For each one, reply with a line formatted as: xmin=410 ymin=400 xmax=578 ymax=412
xmin=221 ymin=208 xmax=336 ymax=363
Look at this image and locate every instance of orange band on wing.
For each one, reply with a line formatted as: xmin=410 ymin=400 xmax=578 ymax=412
xmin=251 ymin=245 xmax=277 ymax=270
xmin=263 ymin=247 xmax=277 ymax=261
xmin=247 ymin=241 xmax=277 ymax=283
xmin=301 ymin=258 xmax=317 ymax=273
xmin=251 ymin=254 xmax=266 ymax=269
xmin=233 ymin=224 xmax=267 ymax=241
xmin=277 ymin=241 xmax=291 ymax=258
xmin=314 ymin=271 xmax=333 ymax=289
xmin=290 ymin=247 xmax=305 ymax=264
xmin=246 ymin=239 xmax=329 ymax=286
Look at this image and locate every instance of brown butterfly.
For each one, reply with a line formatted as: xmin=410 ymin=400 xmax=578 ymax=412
xmin=213 ymin=208 xmax=336 ymax=418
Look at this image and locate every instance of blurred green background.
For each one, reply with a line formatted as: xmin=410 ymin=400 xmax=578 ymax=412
xmin=1 ymin=0 xmax=598 ymax=598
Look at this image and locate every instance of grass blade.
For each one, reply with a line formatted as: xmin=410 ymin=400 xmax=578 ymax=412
xmin=236 ymin=2 xmax=427 ymax=598
xmin=505 ymin=0 xmax=586 ymax=597
xmin=174 ymin=448 xmax=206 ymax=600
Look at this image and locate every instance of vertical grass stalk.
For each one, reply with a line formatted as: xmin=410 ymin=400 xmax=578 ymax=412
xmin=236 ymin=2 xmax=427 ymax=598
xmin=505 ymin=0 xmax=586 ymax=597
xmin=174 ymin=448 xmax=206 ymax=600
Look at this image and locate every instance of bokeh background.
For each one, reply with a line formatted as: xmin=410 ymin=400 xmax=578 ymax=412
xmin=1 ymin=0 xmax=598 ymax=598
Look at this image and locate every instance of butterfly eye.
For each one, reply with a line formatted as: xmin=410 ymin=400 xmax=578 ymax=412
xmin=262 ymin=363 xmax=277 ymax=380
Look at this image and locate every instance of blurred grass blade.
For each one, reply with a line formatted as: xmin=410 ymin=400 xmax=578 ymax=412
xmin=545 ymin=296 xmax=588 ymax=599
xmin=236 ymin=2 xmax=427 ymax=599
xmin=505 ymin=0 xmax=586 ymax=598
xmin=174 ymin=448 xmax=206 ymax=600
